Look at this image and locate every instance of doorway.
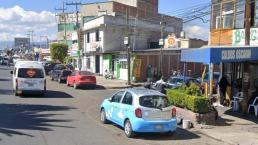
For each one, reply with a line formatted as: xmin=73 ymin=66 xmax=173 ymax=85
xmin=95 ymin=55 xmax=100 ymax=74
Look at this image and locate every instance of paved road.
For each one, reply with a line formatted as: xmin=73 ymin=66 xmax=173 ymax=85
xmin=0 ymin=65 xmax=229 ymax=145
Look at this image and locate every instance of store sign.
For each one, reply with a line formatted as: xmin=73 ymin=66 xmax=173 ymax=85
xmin=233 ymin=28 xmax=258 ymax=45
xmin=221 ymin=49 xmax=251 ymax=61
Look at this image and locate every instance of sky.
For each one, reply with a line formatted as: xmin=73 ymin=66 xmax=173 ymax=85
xmin=0 ymin=0 xmax=210 ymax=43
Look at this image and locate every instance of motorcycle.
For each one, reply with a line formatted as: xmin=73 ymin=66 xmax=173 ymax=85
xmin=104 ymin=69 xmax=114 ymax=79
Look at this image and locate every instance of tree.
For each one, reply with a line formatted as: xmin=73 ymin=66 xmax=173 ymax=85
xmin=50 ymin=43 xmax=68 ymax=63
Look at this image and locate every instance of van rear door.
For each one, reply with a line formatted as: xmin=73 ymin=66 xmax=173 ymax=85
xmin=17 ymin=68 xmax=45 ymax=90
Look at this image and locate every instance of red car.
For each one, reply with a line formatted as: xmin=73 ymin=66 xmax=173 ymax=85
xmin=67 ymin=71 xmax=96 ymax=89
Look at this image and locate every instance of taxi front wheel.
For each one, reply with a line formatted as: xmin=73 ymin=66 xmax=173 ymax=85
xmin=100 ymin=109 xmax=108 ymax=124
xmin=124 ymin=120 xmax=135 ymax=138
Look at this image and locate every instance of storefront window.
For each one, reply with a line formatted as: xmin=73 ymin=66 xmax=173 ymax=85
xmin=120 ymin=61 xmax=128 ymax=69
xmin=222 ymin=2 xmax=234 ymax=29
xmin=235 ymin=0 xmax=245 ymax=28
xmin=212 ymin=4 xmax=221 ymax=29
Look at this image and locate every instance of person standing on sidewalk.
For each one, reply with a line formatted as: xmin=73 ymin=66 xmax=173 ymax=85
xmin=218 ymin=75 xmax=230 ymax=105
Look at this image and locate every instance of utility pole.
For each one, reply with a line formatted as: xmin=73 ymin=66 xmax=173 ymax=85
xmin=66 ymin=1 xmax=82 ymax=70
xmin=242 ymin=0 xmax=252 ymax=113
xmin=40 ymin=36 xmax=49 ymax=49
xmin=125 ymin=8 xmax=131 ymax=85
xmin=55 ymin=1 xmax=67 ymax=44
xmin=159 ymin=15 xmax=165 ymax=78
xmin=28 ymin=30 xmax=34 ymax=52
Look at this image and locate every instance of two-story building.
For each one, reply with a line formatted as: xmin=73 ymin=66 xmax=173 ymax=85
xmin=181 ymin=0 xmax=258 ymax=113
xmin=80 ymin=0 xmax=183 ymax=80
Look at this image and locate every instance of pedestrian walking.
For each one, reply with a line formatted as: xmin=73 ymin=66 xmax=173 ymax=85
xmin=218 ymin=75 xmax=230 ymax=105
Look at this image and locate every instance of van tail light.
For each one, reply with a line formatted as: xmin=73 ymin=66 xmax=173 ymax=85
xmin=172 ymin=108 xmax=176 ymax=118
xmin=16 ymin=78 xmax=18 ymax=90
xmin=135 ymin=108 xmax=142 ymax=118
xmin=44 ymin=79 xmax=46 ymax=90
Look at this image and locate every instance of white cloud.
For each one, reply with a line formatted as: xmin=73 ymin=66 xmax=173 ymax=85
xmin=184 ymin=25 xmax=209 ymax=40
xmin=0 ymin=5 xmax=57 ymax=41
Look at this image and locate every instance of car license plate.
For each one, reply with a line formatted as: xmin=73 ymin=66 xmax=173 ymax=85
xmin=155 ymin=125 xmax=163 ymax=130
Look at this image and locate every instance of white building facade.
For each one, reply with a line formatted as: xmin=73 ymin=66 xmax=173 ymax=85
xmin=81 ymin=15 xmax=182 ymax=80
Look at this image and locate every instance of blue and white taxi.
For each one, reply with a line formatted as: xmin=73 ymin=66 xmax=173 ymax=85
xmin=100 ymin=88 xmax=177 ymax=138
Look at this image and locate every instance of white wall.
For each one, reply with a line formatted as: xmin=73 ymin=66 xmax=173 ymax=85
xmin=84 ymin=30 xmax=104 ymax=52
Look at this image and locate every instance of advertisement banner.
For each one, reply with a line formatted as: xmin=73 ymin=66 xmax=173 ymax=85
xmin=232 ymin=28 xmax=258 ymax=45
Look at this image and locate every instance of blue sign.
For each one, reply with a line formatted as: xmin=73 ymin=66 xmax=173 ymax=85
xmin=181 ymin=46 xmax=258 ymax=64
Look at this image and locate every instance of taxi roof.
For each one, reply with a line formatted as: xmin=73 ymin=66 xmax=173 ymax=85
xmin=15 ymin=61 xmax=44 ymax=69
xmin=126 ymin=88 xmax=165 ymax=97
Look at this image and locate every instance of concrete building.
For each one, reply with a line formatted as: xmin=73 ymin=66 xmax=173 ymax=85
xmin=81 ymin=0 xmax=183 ymax=80
xmin=180 ymin=0 xmax=258 ymax=113
xmin=56 ymin=12 xmax=82 ymax=69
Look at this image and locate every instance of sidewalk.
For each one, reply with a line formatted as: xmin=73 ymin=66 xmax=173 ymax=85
xmin=194 ymin=106 xmax=258 ymax=145
xmin=96 ymin=76 xmax=144 ymax=89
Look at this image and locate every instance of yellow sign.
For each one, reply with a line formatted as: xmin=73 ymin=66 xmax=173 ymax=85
xmin=133 ymin=59 xmax=142 ymax=78
xmin=168 ymin=36 xmax=176 ymax=45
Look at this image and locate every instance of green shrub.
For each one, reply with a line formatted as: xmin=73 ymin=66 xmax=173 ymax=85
xmin=167 ymin=89 xmax=212 ymax=114
xmin=186 ymin=83 xmax=202 ymax=96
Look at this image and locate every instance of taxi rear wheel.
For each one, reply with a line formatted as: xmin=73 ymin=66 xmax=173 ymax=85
xmin=124 ymin=120 xmax=135 ymax=138
xmin=100 ymin=109 xmax=108 ymax=124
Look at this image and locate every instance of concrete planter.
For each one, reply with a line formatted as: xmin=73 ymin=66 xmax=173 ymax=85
xmin=175 ymin=106 xmax=217 ymax=126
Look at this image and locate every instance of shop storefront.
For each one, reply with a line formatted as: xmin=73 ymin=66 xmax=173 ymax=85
xmin=181 ymin=46 xmax=258 ymax=113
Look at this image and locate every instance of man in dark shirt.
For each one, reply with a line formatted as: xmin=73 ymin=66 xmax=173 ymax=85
xmin=218 ymin=75 xmax=230 ymax=105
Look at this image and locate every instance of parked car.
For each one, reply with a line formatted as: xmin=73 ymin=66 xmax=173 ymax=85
xmin=100 ymin=88 xmax=177 ymax=138
xmin=167 ymin=76 xmax=198 ymax=89
xmin=2 ymin=57 xmax=9 ymax=65
xmin=11 ymin=61 xmax=46 ymax=96
xmin=67 ymin=71 xmax=96 ymax=89
xmin=44 ymin=62 xmax=60 ymax=75
xmin=0 ymin=56 xmax=3 ymax=64
xmin=66 ymin=64 xmax=74 ymax=71
xmin=50 ymin=64 xmax=66 ymax=81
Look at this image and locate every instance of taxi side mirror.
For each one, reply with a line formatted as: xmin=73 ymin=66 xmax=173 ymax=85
xmin=108 ymin=97 xmax=112 ymax=102
xmin=10 ymin=71 xmax=13 ymax=74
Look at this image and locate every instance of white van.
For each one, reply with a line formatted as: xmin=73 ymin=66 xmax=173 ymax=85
xmin=11 ymin=61 xmax=46 ymax=96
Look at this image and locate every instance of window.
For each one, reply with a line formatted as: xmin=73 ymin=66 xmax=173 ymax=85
xmin=18 ymin=68 xmax=44 ymax=78
xmin=222 ymin=2 xmax=234 ymax=29
xmin=79 ymin=71 xmax=93 ymax=75
xmin=87 ymin=32 xmax=90 ymax=43
xmin=120 ymin=61 xmax=128 ymax=69
xmin=71 ymin=71 xmax=76 ymax=76
xmin=111 ymin=91 xmax=124 ymax=103
xmin=235 ymin=0 xmax=245 ymax=28
xmin=122 ymin=92 xmax=133 ymax=105
xmin=212 ymin=4 xmax=221 ymax=29
xmin=139 ymin=95 xmax=170 ymax=109
xmin=96 ymin=29 xmax=100 ymax=41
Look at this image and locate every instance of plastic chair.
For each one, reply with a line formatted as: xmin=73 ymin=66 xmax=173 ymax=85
xmin=248 ymin=96 xmax=258 ymax=116
xmin=230 ymin=92 xmax=243 ymax=111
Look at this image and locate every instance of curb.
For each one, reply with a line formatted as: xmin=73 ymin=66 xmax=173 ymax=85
xmin=98 ymin=84 xmax=144 ymax=89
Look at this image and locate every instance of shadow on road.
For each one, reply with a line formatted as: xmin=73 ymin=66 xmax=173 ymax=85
xmin=224 ymin=109 xmax=258 ymax=125
xmin=0 ymin=89 xmax=13 ymax=95
xmin=0 ymin=103 xmax=75 ymax=137
xmin=22 ymin=90 xmax=74 ymax=98
xmin=110 ymin=123 xmax=200 ymax=141
xmin=134 ymin=128 xmax=200 ymax=140
xmin=0 ymin=78 xmax=11 ymax=81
